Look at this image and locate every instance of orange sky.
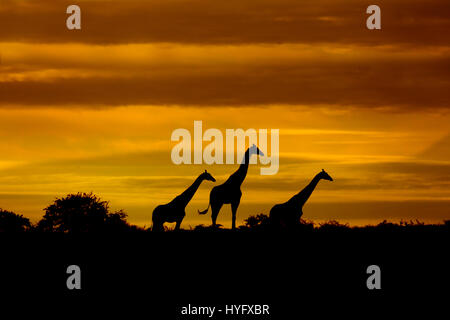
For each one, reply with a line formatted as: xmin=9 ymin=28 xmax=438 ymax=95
xmin=1 ymin=0 xmax=449 ymax=227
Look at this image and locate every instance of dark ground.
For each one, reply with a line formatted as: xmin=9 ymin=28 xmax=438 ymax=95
xmin=1 ymin=228 xmax=448 ymax=318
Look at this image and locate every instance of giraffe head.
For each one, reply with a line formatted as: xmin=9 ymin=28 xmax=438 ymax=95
xmin=201 ymin=170 xmax=216 ymax=182
xmin=249 ymin=144 xmax=265 ymax=157
xmin=318 ymin=169 xmax=333 ymax=181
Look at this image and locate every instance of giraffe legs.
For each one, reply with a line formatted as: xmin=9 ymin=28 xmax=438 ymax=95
xmin=152 ymin=206 xmax=165 ymax=232
xmin=173 ymin=211 xmax=185 ymax=231
xmin=231 ymin=198 xmax=241 ymax=230
xmin=152 ymin=221 xmax=164 ymax=232
xmin=211 ymin=201 xmax=223 ymax=227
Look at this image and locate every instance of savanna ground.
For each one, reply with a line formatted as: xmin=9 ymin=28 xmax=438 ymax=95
xmin=1 ymin=192 xmax=448 ymax=318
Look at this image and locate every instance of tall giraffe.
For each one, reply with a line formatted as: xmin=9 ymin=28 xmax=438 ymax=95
xmin=270 ymin=169 xmax=333 ymax=228
xmin=152 ymin=170 xmax=216 ymax=231
xmin=199 ymin=144 xmax=264 ymax=229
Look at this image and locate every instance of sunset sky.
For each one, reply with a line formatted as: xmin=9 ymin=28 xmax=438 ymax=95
xmin=1 ymin=0 xmax=449 ymax=227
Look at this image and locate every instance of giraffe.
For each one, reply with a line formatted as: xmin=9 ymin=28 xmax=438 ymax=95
xmin=198 ymin=144 xmax=264 ymax=230
xmin=269 ymin=169 xmax=333 ymax=228
xmin=152 ymin=170 xmax=216 ymax=231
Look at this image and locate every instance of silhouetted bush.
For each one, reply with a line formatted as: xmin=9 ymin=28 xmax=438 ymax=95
xmin=241 ymin=213 xmax=271 ymax=231
xmin=193 ymin=224 xmax=226 ymax=232
xmin=36 ymin=192 xmax=135 ymax=233
xmin=240 ymin=214 xmax=448 ymax=233
xmin=239 ymin=214 xmax=315 ymax=232
xmin=317 ymin=220 xmax=350 ymax=232
xmin=0 ymin=209 xmax=31 ymax=232
xmin=297 ymin=219 xmax=315 ymax=232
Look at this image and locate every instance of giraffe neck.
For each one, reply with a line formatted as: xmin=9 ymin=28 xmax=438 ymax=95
xmin=229 ymin=149 xmax=250 ymax=186
xmin=178 ymin=175 xmax=204 ymax=208
xmin=290 ymin=174 xmax=321 ymax=209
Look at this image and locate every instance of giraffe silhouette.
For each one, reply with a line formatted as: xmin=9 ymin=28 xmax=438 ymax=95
xmin=152 ymin=170 xmax=216 ymax=231
xmin=199 ymin=144 xmax=264 ymax=229
xmin=270 ymin=169 xmax=333 ymax=228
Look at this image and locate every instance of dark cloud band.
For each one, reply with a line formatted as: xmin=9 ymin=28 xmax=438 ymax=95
xmin=1 ymin=62 xmax=449 ymax=109
xmin=1 ymin=0 xmax=449 ymax=45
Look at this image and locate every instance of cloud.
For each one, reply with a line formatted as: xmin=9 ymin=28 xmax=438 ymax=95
xmin=1 ymin=146 xmax=450 ymax=225
xmin=418 ymin=134 xmax=450 ymax=161
xmin=1 ymin=43 xmax=449 ymax=108
xmin=1 ymin=0 xmax=450 ymax=226
xmin=1 ymin=0 xmax=449 ymax=46
xmin=302 ymin=200 xmax=450 ymax=222
xmin=4 ymin=146 xmax=450 ymax=198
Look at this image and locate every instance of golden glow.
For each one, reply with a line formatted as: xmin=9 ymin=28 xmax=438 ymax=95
xmin=1 ymin=0 xmax=449 ymax=227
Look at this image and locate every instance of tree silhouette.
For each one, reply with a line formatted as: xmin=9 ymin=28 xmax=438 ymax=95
xmin=37 ymin=192 xmax=132 ymax=233
xmin=0 ymin=209 xmax=31 ymax=232
xmin=242 ymin=213 xmax=271 ymax=230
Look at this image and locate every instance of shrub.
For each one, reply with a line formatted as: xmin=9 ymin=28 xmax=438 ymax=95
xmin=36 ymin=192 xmax=132 ymax=233
xmin=0 ymin=209 xmax=31 ymax=232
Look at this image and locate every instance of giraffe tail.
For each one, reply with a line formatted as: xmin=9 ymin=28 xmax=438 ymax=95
xmin=198 ymin=203 xmax=210 ymax=215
